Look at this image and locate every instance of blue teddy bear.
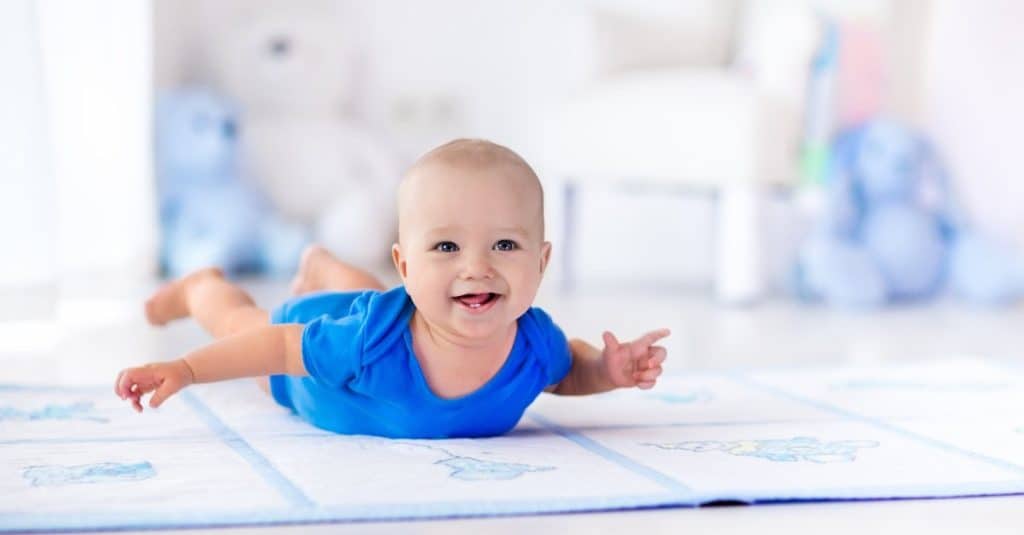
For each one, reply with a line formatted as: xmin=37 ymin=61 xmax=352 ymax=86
xmin=155 ymin=88 xmax=308 ymax=277
xmin=795 ymin=120 xmax=1024 ymax=307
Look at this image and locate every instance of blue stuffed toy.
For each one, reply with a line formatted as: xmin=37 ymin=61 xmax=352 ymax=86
xmin=155 ymin=88 xmax=308 ymax=277
xmin=795 ymin=119 xmax=1024 ymax=307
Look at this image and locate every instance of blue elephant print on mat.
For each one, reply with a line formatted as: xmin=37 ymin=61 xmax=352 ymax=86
xmin=387 ymin=441 xmax=555 ymax=481
xmin=435 ymin=455 xmax=555 ymax=481
xmin=0 ymin=402 xmax=108 ymax=423
xmin=23 ymin=462 xmax=156 ymax=486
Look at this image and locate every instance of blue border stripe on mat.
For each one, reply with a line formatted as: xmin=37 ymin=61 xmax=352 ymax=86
xmin=5 ymin=479 xmax=1024 ymax=533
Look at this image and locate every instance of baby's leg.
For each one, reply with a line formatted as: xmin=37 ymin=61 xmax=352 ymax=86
xmin=146 ymin=268 xmax=273 ymax=397
xmin=145 ymin=268 xmax=268 ymax=339
xmin=290 ymin=244 xmax=386 ymax=294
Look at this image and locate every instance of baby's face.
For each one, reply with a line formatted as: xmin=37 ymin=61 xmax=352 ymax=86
xmin=392 ymin=162 xmax=551 ymax=341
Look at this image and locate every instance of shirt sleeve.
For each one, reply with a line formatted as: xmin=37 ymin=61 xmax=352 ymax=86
xmin=300 ymin=313 xmax=365 ymax=388
xmin=526 ymin=307 xmax=572 ymax=386
xmin=269 ymin=290 xmax=376 ymax=387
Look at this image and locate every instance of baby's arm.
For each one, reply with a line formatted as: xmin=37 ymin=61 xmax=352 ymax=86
xmin=549 ymin=329 xmax=669 ymax=396
xmin=114 ymin=324 xmax=306 ymax=412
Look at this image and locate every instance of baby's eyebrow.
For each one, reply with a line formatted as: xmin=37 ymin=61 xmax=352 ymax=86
xmin=495 ymin=226 xmax=529 ymax=237
xmin=424 ymin=226 xmax=457 ymax=239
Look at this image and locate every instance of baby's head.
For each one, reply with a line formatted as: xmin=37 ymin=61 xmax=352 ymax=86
xmin=392 ymin=139 xmax=551 ymax=341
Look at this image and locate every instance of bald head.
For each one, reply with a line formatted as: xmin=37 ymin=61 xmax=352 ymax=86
xmin=415 ymin=138 xmax=538 ymax=174
xmin=397 ymin=139 xmax=545 ymax=242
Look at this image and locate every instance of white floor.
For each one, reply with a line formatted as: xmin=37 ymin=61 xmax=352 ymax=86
xmin=3 ymin=277 xmax=1024 ymax=533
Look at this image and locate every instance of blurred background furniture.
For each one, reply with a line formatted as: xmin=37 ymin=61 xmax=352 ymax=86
xmin=5 ymin=0 xmax=1021 ymax=302
xmin=549 ymin=1 xmax=820 ymax=303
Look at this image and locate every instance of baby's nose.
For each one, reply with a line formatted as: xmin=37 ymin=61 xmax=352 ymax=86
xmin=459 ymin=253 xmax=494 ymax=279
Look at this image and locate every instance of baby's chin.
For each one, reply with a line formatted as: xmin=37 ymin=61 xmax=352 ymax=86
xmin=450 ymin=323 xmax=509 ymax=343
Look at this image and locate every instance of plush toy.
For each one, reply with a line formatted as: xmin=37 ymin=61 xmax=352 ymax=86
xmin=210 ymin=8 xmax=400 ymax=269
xmin=794 ymin=119 xmax=1024 ymax=307
xmin=155 ymin=88 xmax=309 ymax=278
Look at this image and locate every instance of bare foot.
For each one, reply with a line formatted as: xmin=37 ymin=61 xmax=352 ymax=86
xmin=290 ymin=245 xmax=339 ymax=295
xmin=145 ymin=267 xmax=223 ymax=326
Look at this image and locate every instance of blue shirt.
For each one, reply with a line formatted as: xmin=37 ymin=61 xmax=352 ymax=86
xmin=268 ymin=286 xmax=572 ymax=438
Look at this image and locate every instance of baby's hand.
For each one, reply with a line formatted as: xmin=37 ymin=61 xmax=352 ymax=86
xmin=601 ymin=329 xmax=670 ymax=390
xmin=114 ymin=360 xmax=194 ymax=412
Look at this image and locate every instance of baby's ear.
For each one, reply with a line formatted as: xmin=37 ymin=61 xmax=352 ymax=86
xmin=539 ymin=241 xmax=552 ymax=274
xmin=391 ymin=243 xmax=408 ymax=280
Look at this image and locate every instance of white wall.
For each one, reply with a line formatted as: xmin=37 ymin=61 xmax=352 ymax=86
xmin=922 ymin=0 xmax=1024 ymax=247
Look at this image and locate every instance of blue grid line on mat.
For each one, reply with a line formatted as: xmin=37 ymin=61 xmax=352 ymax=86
xmin=528 ymin=412 xmax=691 ymax=495
xmin=180 ymin=390 xmax=316 ymax=508
xmin=726 ymin=372 xmax=1024 ymax=478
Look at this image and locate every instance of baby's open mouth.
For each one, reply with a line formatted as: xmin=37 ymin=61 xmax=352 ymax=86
xmin=453 ymin=292 xmax=500 ymax=309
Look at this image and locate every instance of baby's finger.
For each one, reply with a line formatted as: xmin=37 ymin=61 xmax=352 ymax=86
xmin=649 ymin=346 xmax=667 ymax=366
xmin=114 ymin=370 xmax=126 ymax=399
xmin=118 ymin=370 xmax=151 ymax=400
xmin=115 ymin=370 xmax=137 ymax=399
xmin=632 ymin=346 xmax=667 ymax=371
xmin=602 ymin=331 xmax=620 ymax=352
xmin=633 ymin=366 xmax=662 ymax=383
xmin=637 ymin=380 xmax=657 ymax=390
xmin=130 ymin=390 xmax=143 ymax=412
xmin=638 ymin=328 xmax=671 ymax=348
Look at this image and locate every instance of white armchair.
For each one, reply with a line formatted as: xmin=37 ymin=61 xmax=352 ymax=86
xmin=550 ymin=1 xmax=820 ymax=302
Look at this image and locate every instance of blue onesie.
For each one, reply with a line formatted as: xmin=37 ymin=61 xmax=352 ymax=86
xmin=268 ymin=286 xmax=572 ymax=438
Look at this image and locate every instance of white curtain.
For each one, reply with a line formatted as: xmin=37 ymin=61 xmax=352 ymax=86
xmin=0 ymin=0 xmax=56 ymax=290
xmin=0 ymin=0 xmax=157 ymax=302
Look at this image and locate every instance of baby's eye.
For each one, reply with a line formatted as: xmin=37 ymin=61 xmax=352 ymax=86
xmin=493 ymin=239 xmax=518 ymax=251
xmin=433 ymin=241 xmax=459 ymax=253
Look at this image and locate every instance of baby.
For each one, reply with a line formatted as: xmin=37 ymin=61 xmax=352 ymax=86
xmin=115 ymin=139 xmax=669 ymax=438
